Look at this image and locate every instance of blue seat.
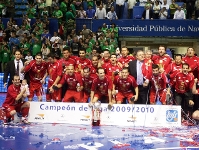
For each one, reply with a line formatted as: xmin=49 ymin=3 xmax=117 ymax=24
xmin=122 ymin=2 xmax=128 ymax=19
xmin=15 ymin=5 xmax=20 ymax=10
xmin=175 ymin=2 xmax=184 ymax=7
xmin=133 ymin=6 xmax=145 ymax=19
xmin=15 ymin=0 xmax=22 ymax=4
xmin=20 ymin=5 xmax=27 ymax=10
xmin=15 ymin=11 xmax=23 ymax=16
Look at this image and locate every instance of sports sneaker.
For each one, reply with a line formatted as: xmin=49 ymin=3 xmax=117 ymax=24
xmin=21 ymin=119 xmax=30 ymax=125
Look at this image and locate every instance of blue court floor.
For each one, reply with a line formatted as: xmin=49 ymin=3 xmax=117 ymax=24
xmin=0 ymin=93 xmax=199 ymax=150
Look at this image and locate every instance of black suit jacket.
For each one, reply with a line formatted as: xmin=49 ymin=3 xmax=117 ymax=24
xmin=3 ymin=59 xmax=28 ymax=87
xmin=128 ymin=60 xmax=138 ymax=80
xmin=142 ymin=9 xmax=153 ymax=19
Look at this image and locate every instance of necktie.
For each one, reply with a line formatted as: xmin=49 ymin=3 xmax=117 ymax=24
xmin=16 ymin=61 xmax=19 ymax=76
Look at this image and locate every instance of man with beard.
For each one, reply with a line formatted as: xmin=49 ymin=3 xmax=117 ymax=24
xmin=152 ymin=45 xmax=172 ymax=73
xmin=149 ymin=64 xmax=168 ymax=105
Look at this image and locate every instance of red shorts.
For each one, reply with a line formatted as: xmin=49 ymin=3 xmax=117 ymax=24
xmin=3 ymin=103 xmax=24 ymax=118
xmin=28 ymin=82 xmax=43 ymax=98
xmin=46 ymin=82 xmax=62 ymax=101
xmin=116 ymin=92 xmax=134 ymax=103
xmin=63 ymin=90 xmax=83 ymax=103
xmin=150 ymin=90 xmax=166 ymax=104
xmin=80 ymin=92 xmax=90 ymax=103
xmin=94 ymin=93 xmax=109 ymax=103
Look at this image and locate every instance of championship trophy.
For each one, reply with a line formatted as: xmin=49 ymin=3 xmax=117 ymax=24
xmin=92 ymin=101 xmax=101 ymax=126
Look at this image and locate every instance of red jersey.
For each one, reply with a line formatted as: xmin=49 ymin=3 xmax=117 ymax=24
xmin=172 ymin=72 xmax=194 ymax=93
xmin=118 ymin=55 xmax=135 ymax=67
xmin=104 ymin=63 xmax=121 ymax=78
xmin=59 ymin=73 xmax=83 ymax=91
xmin=113 ymin=75 xmax=137 ymax=93
xmin=90 ymin=64 xmax=98 ymax=78
xmin=47 ymin=60 xmax=62 ymax=85
xmin=2 ymin=84 xmax=20 ymax=107
xmin=76 ymin=57 xmax=92 ymax=72
xmin=59 ymin=57 xmax=76 ymax=73
xmin=143 ymin=59 xmax=153 ymax=79
xmin=101 ymin=59 xmax=111 ymax=69
xmin=24 ymin=60 xmax=48 ymax=83
xmin=150 ymin=73 xmax=167 ymax=91
xmin=152 ymin=54 xmax=172 ymax=71
xmin=183 ymin=55 xmax=198 ymax=78
xmin=91 ymin=76 xmax=113 ymax=95
xmin=82 ymin=75 xmax=95 ymax=94
xmin=166 ymin=63 xmax=182 ymax=80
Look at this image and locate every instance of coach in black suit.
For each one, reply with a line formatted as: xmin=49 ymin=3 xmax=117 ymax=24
xmin=3 ymin=49 xmax=28 ymax=88
xmin=128 ymin=50 xmax=150 ymax=104
xmin=141 ymin=5 xmax=153 ymax=20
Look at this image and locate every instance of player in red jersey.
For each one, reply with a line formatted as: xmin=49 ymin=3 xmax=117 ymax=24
xmin=171 ymin=63 xmax=194 ymax=122
xmin=21 ymin=53 xmax=48 ymax=101
xmin=59 ymin=47 xmax=77 ymax=74
xmin=76 ymin=48 xmax=92 ymax=74
xmin=90 ymin=67 xmax=113 ymax=104
xmin=46 ymin=53 xmax=62 ymax=102
xmin=51 ymin=65 xmax=83 ymax=102
xmin=118 ymin=46 xmax=135 ymax=68
xmin=113 ymin=67 xmax=138 ymax=104
xmin=81 ymin=67 xmax=95 ymax=102
xmin=166 ymin=54 xmax=183 ymax=82
xmin=2 ymin=75 xmax=30 ymax=124
xmin=152 ymin=45 xmax=172 ymax=73
xmin=90 ymin=55 xmax=100 ymax=78
xmin=183 ymin=47 xmax=199 ymax=78
xmin=149 ymin=64 xmax=168 ymax=105
xmin=100 ymin=49 xmax=111 ymax=69
xmin=104 ymin=53 xmax=121 ymax=80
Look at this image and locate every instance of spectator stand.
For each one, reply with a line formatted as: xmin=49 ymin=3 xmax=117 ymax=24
xmin=15 ymin=0 xmax=29 ymax=17
xmin=1 ymin=18 xmax=58 ymax=36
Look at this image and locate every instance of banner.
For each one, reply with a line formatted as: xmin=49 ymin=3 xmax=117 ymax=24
xmin=91 ymin=20 xmax=199 ymax=36
xmin=28 ymin=102 xmax=181 ymax=127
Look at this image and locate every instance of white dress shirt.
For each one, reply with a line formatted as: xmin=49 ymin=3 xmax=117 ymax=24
xmin=14 ymin=59 xmax=24 ymax=80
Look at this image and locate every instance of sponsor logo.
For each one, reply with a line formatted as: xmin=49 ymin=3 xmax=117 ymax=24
xmin=166 ymin=110 xmax=178 ymax=122
xmin=35 ymin=114 xmax=45 ymax=120
xmin=80 ymin=115 xmax=91 ymax=121
xmin=127 ymin=116 xmax=136 ymax=122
